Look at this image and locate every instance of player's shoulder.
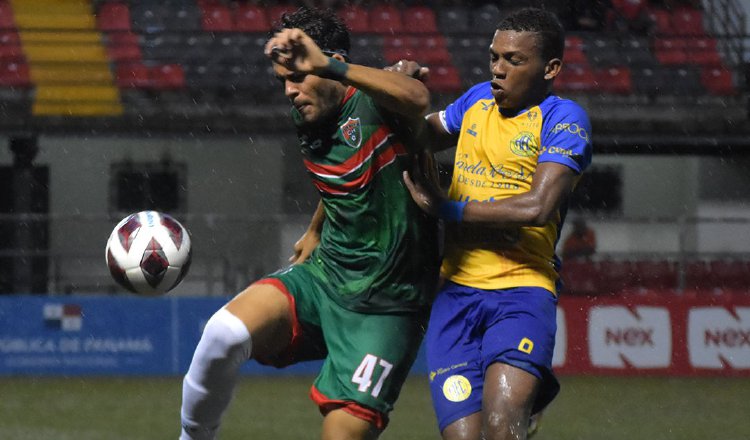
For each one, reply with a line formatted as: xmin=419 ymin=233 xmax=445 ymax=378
xmin=539 ymin=95 xmax=590 ymax=123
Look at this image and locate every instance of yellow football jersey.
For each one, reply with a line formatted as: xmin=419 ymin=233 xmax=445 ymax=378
xmin=438 ymin=83 xmax=592 ymax=292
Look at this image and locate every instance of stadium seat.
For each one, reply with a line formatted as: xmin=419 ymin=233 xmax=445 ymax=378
xmin=337 ymin=5 xmax=369 ymax=33
xmin=471 ymin=3 xmax=501 ymax=35
xmin=585 ymin=37 xmax=621 ymax=67
xmin=115 ymin=63 xmax=150 ymax=88
xmin=0 ymin=0 xmax=15 ymax=30
xmin=686 ymin=38 xmax=722 ymax=66
xmin=0 ymin=61 xmax=30 ymax=87
xmin=565 ymin=46 xmax=588 ymax=65
xmin=149 ymin=64 xmax=185 ymax=90
xmin=555 ymin=64 xmax=597 ymax=93
xmin=97 ymin=2 xmax=132 ymax=32
xmin=402 ymin=6 xmax=438 ymax=34
xmin=267 ymin=5 xmax=297 ymax=25
xmin=597 ymin=259 xmax=636 ymax=293
xmin=620 ymin=37 xmax=656 ymax=67
xmin=594 ymin=66 xmax=633 ymax=94
xmin=560 ymin=260 xmax=602 ymax=296
xmin=369 ymin=4 xmax=403 ymax=34
xmin=201 ymin=4 xmax=233 ymax=32
xmin=106 ymin=40 xmax=142 ymax=62
xmin=632 ymin=260 xmax=678 ymax=290
xmin=167 ymin=5 xmax=202 ymax=32
xmin=701 ymin=66 xmax=736 ymax=95
xmin=234 ymin=4 xmax=271 ymax=33
xmin=648 ymin=8 xmax=673 ymax=35
xmin=671 ymin=7 xmax=705 ymax=37
xmin=349 ymin=35 xmax=384 ymax=66
xmin=426 ymin=65 xmax=461 ymax=93
xmin=660 ymin=66 xmax=702 ymax=95
xmin=131 ymin=5 xmax=167 ymax=33
xmin=709 ymin=259 xmax=750 ymax=290
xmin=437 ymin=6 xmax=471 ymax=35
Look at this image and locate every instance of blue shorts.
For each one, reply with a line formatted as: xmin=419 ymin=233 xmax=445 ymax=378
xmin=426 ymin=281 xmax=560 ymax=432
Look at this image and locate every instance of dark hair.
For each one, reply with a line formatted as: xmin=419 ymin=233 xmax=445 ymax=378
xmin=497 ymin=8 xmax=565 ymax=61
xmin=273 ymin=7 xmax=351 ymax=60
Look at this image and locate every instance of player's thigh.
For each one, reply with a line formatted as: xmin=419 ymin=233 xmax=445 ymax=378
xmin=315 ymin=307 xmax=426 ymax=420
xmin=224 ymin=281 xmax=294 ymax=360
xmin=322 ymin=408 xmax=381 ymax=440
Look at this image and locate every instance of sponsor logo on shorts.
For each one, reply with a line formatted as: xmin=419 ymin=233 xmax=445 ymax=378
xmin=442 ymin=375 xmax=472 ymax=402
xmin=518 ymin=337 xmax=534 ymax=354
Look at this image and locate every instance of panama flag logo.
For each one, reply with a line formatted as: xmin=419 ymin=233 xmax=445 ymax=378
xmin=340 ymin=117 xmax=362 ymax=149
xmin=44 ymin=303 xmax=83 ymax=331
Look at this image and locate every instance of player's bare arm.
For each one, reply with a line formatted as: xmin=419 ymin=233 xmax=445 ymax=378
xmin=404 ymin=162 xmax=578 ymax=227
xmin=289 ymin=200 xmax=324 ymax=264
xmin=265 ymin=28 xmax=430 ymax=119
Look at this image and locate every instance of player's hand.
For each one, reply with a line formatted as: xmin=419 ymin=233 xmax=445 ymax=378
xmin=403 ymin=170 xmax=443 ymax=217
xmin=288 ymin=228 xmax=320 ymax=264
xmin=385 ymin=60 xmax=429 ymax=81
xmin=265 ymin=28 xmax=329 ymax=75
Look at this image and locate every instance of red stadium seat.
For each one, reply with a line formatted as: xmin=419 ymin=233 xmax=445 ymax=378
xmin=555 ymin=64 xmax=597 ymax=93
xmin=201 ymin=4 xmax=233 ymax=32
xmin=115 ymin=63 xmax=150 ymax=88
xmin=149 ymin=64 xmax=186 ymax=90
xmin=560 ymin=260 xmax=602 ymax=296
xmin=234 ymin=4 xmax=271 ymax=33
xmin=0 ymin=61 xmax=30 ymax=87
xmin=655 ymin=47 xmax=687 ymax=65
xmin=426 ymin=65 xmax=461 ymax=92
xmin=686 ymin=38 xmax=722 ymax=66
xmin=267 ymin=5 xmax=297 ymax=25
xmin=633 ymin=260 xmax=678 ymax=290
xmin=648 ymin=8 xmax=673 ymax=35
xmin=671 ymin=7 xmax=705 ymax=36
xmin=597 ymin=259 xmax=635 ymax=293
xmin=0 ymin=42 xmax=22 ymax=60
xmin=97 ymin=2 xmax=132 ymax=32
xmin=369 ymin=4 xmax=404 ymax=34
xmin=565 ymin=35 xmax=584 ymax=51
xmin=338 ymin=5 xmax=369 ymax=33
xmin=0 ymin=30 xmax=18 ymax=44
xmin=106 ymin=41 xmax=142 ymax=63
xmin=402 ymin=6 xmax=438 ymax=34
xmin=701 ymin=66 xmax=736 ymax=95
xmin=594 ymin=67 xmax=632 ymax=94
xmin=565 ymin=47 xmax=588 ymax=65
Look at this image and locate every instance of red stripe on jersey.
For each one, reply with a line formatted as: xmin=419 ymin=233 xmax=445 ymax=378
xmin=303 ymin=125 xmax=391 ymax=177
xmin=310 ymin=144 xmax=399 ymax=195
xmin=341 ymin=86 xmax=357 ymax=105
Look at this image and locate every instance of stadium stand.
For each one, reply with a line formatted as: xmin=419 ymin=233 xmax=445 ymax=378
xmin=0 ymin=0 xmax=741 ymax=136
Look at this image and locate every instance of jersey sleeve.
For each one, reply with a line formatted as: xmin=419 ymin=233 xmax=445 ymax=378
xmin=440 ymin=82 xmax=492 ymax=134
xmin=538 ymin=99 xmax=593 ymax=174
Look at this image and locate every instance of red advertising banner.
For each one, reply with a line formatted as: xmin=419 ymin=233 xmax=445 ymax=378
xmin=554 ymin=294 xmax=750 ymax=376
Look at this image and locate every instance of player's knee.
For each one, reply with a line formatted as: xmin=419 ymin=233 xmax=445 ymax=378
xmin=196 ymin=308 xmax=252 ymax=366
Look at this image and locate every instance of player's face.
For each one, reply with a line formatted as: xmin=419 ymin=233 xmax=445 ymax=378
xmin=488 ymin=30 xmax=551 ymax=111
xmin=273 ymin=63 xmax=342 ymax=125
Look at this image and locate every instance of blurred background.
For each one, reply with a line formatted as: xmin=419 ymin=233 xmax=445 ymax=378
xmin=0 ymin=0 xmax=748 ymax=439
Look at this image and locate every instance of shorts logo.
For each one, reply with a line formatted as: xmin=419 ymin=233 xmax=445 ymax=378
xmin=442 ymin=375 xmax=472 ymax=402
xmin=340 ymin=117 xmax=362 ymax=149
xmin=518 ymin=337 xmax=534 ymax=354
xmin=510 ymin=132 xmax=538 ymax=157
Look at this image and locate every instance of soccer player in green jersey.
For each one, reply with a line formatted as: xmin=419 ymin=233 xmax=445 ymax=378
xmin=179 ymin=7 xmax=438 ymax=440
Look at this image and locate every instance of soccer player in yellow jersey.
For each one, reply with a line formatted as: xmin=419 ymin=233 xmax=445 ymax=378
xmin=399 ymin=8 xmax=593 ymax=440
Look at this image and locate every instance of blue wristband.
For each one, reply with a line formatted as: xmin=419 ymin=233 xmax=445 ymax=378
xmin=438 ymin=200 xmax=467 ymax=223
xmin=322 ymin=57 xmax=349 ymax=81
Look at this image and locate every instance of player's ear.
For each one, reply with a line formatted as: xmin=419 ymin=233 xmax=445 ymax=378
xmin=543 ymin=58 xmax=562 ymax=80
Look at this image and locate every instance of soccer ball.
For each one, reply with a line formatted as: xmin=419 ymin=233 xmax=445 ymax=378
xmin=105 ymin=211 xmax=192 ymax=296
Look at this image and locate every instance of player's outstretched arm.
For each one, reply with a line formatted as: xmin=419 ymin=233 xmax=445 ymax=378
xmin=404 ymin=162 xmax=578 ymax=227
xmin=265 ymin=28 xmax=430 ymax=119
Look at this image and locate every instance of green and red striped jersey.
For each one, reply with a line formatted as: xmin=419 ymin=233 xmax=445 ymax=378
xmin=294 ymin=87 xmax=438 ymax=313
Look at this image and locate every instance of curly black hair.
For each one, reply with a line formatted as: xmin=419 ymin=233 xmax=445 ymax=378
xmin=498 ymin=8 xmax=565 ymax=62
xmin=272 ymin=7 xmax=351 ymax=61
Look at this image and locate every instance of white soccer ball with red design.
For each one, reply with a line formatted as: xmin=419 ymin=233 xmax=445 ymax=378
xmin=105 ymin=211 xmax=192 ymax=296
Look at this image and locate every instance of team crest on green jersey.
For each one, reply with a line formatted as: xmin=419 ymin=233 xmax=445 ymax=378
xmin=510 ymin=131 xmax=539 ymax=157
xmin=340 ymin=117 xmax=362 ymax=149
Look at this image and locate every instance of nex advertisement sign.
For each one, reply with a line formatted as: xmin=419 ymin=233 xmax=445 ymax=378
xmin=554 ymin=296 xmax=750 ymax=376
